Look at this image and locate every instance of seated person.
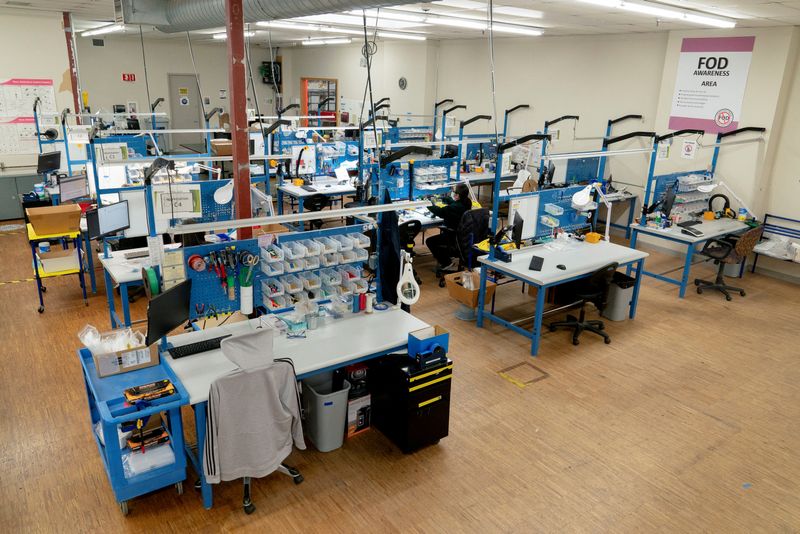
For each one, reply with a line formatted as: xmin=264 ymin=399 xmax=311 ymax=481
xmin=425 ymin=183 xmax=472 ymax=272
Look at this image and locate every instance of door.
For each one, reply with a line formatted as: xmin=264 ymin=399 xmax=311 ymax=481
xmin=0 ymin=177 xmax=22 ymax=220
xmin=167 ymin=74 xmax=204 ymax=152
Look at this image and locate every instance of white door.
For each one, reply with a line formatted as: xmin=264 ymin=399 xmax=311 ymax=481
xmin=167 ymin=74 xmax=204 ymax=152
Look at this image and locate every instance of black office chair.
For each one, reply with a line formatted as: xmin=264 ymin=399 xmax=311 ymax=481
xmin=436 ymin=208 xmax=490 ymax=287
xmin=694 ymin=225 xmax=763 ymax=301
xmin=304 ymin=194 xmax=330 ymax=230
xmin=548 ymin=262 xmax=619 ymax=345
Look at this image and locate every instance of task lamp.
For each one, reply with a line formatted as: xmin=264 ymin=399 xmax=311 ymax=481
xmin=572 ymin=182 xmax=612 ymax=242
xmin=697 ymin=182 xmax=753 ymax=218
xmin=397 ymin=251 xmax=420 ymax=306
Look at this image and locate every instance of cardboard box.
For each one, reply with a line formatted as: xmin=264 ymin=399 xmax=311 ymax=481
xmin=445 ymin=271 xmax=496 ymax=309
xmin=346 ymin=394 xmax=371 ymax=438
xmin=408 ymin=325 xmax=449 ymax=357
xmin=210 ymin=139 xmax=232 ymax=156
xmin=37 ymin=248 xmax=79 ymax=274
xmin=90 ymin=329 xmax=158 ymax=378
xmin=26 ymin=204 xmax=82 ymax=236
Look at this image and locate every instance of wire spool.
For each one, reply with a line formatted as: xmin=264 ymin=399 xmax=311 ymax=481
xmin=142 ymin=267 xmax=160 ymax=299
xmin=187 ymin=254 xmax=206 ymax=272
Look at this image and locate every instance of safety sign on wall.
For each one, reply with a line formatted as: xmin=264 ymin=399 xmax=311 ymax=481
xmin=178 ymin=87 xmax=190 ymax=106
xmin=668 ymin=36 xmax=754 ymax=134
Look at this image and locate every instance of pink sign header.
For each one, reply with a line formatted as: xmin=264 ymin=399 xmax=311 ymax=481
xmin=0 ymin=78 xmax=53 ymax=86
xmin=681 ymin=36 xmax=755 ymax=53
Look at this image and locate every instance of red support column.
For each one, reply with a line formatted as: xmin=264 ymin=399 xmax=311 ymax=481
xmin=62 ymin=12 xmax=82 ymax=123
xmin=225 ymin=0 xmax=253 ymax=238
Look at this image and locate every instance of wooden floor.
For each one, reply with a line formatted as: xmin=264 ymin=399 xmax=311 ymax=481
xmin=1 ymin=221 xmax=799 ymax=533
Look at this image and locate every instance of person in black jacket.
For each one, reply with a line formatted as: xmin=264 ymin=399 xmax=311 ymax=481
xmin=425 ymin=183 xmax=472 ymax=271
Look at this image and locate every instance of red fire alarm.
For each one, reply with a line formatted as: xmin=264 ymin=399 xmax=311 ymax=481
xmin=122 ymin=73 xmax=136 ymax=82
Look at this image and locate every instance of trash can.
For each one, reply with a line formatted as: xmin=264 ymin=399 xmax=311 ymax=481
xmin=723 ymin=260 xmax=744 ymax=278
xmin=302 ymin=373 xmax=351 ymax=452
xmin=602 ymin=271 xmax=636 ymax=322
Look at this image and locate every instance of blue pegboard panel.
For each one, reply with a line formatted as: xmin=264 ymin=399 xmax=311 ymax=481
xmin=198 ymin=180 xmax=234 ymax=224
xmin=534 ymin=185 xmax=592 ymax=238
xmin=651 ymin=169 xmax=710 ymax=205
xmin=182 ymin=239 xmax=262 ymax=320
xmin=378 ymin=158 xmax=457 ymax=200
xmin=564 ymin=157 xmax=601 ymax=184
xmin=94 ymin=135 xmax=148 ymax=159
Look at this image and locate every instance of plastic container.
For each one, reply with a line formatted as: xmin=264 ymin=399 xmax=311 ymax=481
xmin=353 ymin=248 xmax=369 ymax=262
xmin=602 ymin=271 xmax=636 ymax=322
xmin=316 ymin=236 xmax=340 ymax=254
xmin=540 ymin=215 xmax=560 ymax=228
xmin=286 ymin=292 xmax=308 ymax=307
xmin=282 ymin=242 xmax=307 ymax=260
xmin=300 ymin=271 xmax=322 ymax=290
xmin=544 ymin=203 xmax=564 ymax=216
xmin=300 ymin=239 xmax=322 ymax=256
xmin=345 ymin=278 xmax=368 ymax=294
xmin=284 ymin=259 xmax=304 ymax=273
xmin=262 ymin=278 xmax=284 ymax=298
xmin=321 ymin=253 xmax=339 ymax=267
xmin=283 ymin=274 xmax=304 ymax=294
xmin=265 ymin=294 xmax=287 ymax=311
xmin=261 ymin=244 xmax=284 ymax=264
xmin=303 ymin=256 xmax=321 ymax=270
xmin=332 ymin=234 xmax=354 ymax=252
xmin=338 ymin=250 xmax=357 ymax=264
xmin=261 ymin=260 xmax=284 ymax=277
xmin=319 ymin=284 xmax=338 ymax=300
xmin=352 ymin=232 xmax=371 ymax=249
xmin=339 ymin=264 xmax=361 ymax=282
xmin=320 ymin=268 xmax=342 ymax=286
xmin=307 ymin=288 xmax=323 ymax=302
xmin=240 ymin=285 xmax=253 ymax=315
xmin=302 ymin=375 xmax=351 ymax=452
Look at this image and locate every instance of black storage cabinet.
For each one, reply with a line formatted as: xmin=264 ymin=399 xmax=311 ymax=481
xmin=370 ymin=355 xmax=453 ymax=454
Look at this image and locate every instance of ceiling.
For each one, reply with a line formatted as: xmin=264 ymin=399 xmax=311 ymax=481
xmin=2 ymin=0 xmax=799 ymax=44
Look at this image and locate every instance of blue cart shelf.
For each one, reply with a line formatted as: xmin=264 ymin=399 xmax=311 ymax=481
xmin=78 ymin=348 xmax=190 ymax=515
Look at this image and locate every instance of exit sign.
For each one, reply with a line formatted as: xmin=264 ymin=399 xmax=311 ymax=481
xmin=122 ymin=73 xmax=136 ymax=82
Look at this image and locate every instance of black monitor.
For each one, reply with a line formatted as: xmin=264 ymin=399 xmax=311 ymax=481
xmin=37 ymin=151 xmax=61 ymax=175
xmin=85 ymin=200 xmax=130 ymax=240
xmin=127 ymin=117 xmax=141 ymax=130
xmin=512 ymin=211 xmax=524 ymax=249
xmin=58 ymin=174 xmax=88 ymax=203
xmin=145 ymin=279 xmax=192 ymax=346
xmin=661 ymin=185 xmax=676 ymax=218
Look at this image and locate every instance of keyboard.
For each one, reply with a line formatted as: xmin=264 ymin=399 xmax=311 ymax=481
xmin=168 ymin=335 xmax=232 ymax=359
xmin=124 ymin=251 xmax=149 ymax=260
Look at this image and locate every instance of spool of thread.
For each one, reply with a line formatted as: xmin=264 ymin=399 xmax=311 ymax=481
xmin=142 ymin=267 xmax=160 ymax=298
xmin=187 ymin=254 xmax=206 ymax=272
xmin=240 ymin=285 xmax=253 ymax=315
xmin=227 ymin=275 xmax=236 ymax=300
xmin=365 ymin=294 xmax=374 ymax=313
xmin=359 ymin=292 xmax=367 ymax=312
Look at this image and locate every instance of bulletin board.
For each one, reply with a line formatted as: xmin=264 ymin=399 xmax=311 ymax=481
xmin=0 ymin=78 xmax=57 ymax=155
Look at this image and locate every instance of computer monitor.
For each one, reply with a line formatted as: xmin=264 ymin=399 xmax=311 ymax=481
xmin=85 ymin=200 xmax=130 ymax=240
xmin=661 ymin=185 xmax=676 ymax=218
xmin=511 ymin=211 xmax=524 ymax=249
xmin=126 ymin=117 xmax=141 ymax=130
xmin=145 ymin=279 xmax=192 ymax=346
xmin=58 ymin=174 xmax=88 ymax=203
xmin=507 ymin=195 xmax=539 ymax=240
xmin=37 ymin=151 xmax=61 ymax=175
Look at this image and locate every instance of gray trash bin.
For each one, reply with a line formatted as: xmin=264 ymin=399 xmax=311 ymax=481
xmin=302 ymin=374 xmax=351 ymax=452
xmin=602 ymin=272 xmax=636 ymax=322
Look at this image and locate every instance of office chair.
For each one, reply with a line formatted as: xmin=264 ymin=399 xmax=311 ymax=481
xmin=694 ymin=225 xmax=763 ymax=301
xmin=548 ymin=262 xmax=619 ymax=345
xmin=304 ymin=194 xmax=330 ymax=230
xmin=436 ymin=208 xmax=490 ymax=287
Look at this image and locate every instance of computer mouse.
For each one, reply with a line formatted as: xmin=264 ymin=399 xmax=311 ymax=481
xmin=325 ymin=184 xmax=332 ymax=188
xmin=557 ymin=264 xmax=566 ymax=270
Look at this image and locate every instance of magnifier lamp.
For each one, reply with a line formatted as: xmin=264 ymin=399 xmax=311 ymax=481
xmin=213 ymin=180 xmax=234 ymax=205
xmin=697 ymin=181 xmax=752 ymax=218
xmin=572 ymin=182 xmax=612 ymax=242
xmin=397 ymin=251 xmax=420 ymax=306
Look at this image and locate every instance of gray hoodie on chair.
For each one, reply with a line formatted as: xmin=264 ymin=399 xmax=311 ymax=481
xmin=203 ymin=329 xmax=306 ymax=484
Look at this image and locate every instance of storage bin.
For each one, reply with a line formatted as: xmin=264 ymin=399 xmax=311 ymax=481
xmin=265 ymin=294 xmax=287 ymax=311
xmin=338 ymin=250 xmax=357 ymax=264
xmin=284 ymin=259 xmax=304 ymax=273
xmin=282 ymin=242 xmax=307 ymax=260
xmin=261 ymin=244 xmax=284 ymax=264
xmin=262 ymin=278 xmax=284 ymax=298
xmin=333 ymin=234 xmax=354 ymax=252
xmin=339 ymin=264 xmax=361 ymax=282
xmin=300 ymin=239 xmax=321 ymax=256
xmin=316 ymin=236 xmax=340 ymax=254
xmin=301 ymin=272 xmax=322 ymax=290
xmin=544 ymin=203 xmax=564 ymax=216
xmin=320 ymin=268 xmax=342 ymax=286
xmin=352 ymin=232 xmax=371 ymax=248
xmin=261 ymin=260 xmax=284 ymax=277
xmin=353 ymin=248 xmax=369 ymax=262
xmin=302 ymin=375 xmax=351 ymax=452
xmin=321 ymin=253 xmax=339 ymax=267
xmin=303 ymin=256 xmax=321 ymax=270
xmin=283 ymin=274 xmax=304 ymax=294
xmin=286 ymin=292 xmax=308 ymax=306
xmin=319 ymin=284 xmax=338 ymax=299
xmin=344 ymin=278 xmax=368 ymax=294
xmin=540 ymin=215 xmax=560 ymax=228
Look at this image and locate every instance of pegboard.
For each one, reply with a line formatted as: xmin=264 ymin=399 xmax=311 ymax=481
xmin=651 ymin=169 xmax=710 ymax=206
xmin=198 ymin=180 xmax=234 ymax=224
xmin=182 ymin=238 xmax=262 ymax=320
xmin=534 ymin=185 xmax=593 ymax=238
xmin=564 ymin=157 xmax=600 ymax=184
xmin=454 ymin=133 xmax=497 ymax=162
xmin=378 ymin=158 xmax=457 ymax=201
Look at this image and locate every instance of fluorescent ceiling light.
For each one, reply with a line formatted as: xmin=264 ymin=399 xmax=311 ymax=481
xmin=301 ymin=38 xmax=352 ymax=46
xmin=349 ymin=9 xmax=426 ymax=23
xmin=575 ymin=0 xmax=735 ymax=28
xmin=81 ymin=24 xmax=125 ymax=37
xmin=434 ymin=0 xmax=485 ymax=9
xmin=425 ymin=15 xmax=486 ymax=30
xmin=257 ymin=21 xmax=317 ymax=31
xmin=491 ymin=23 xmax=544 ymax=36
xmin=377 ymin=31 xmax=427 ymax=41
xmin=213 ymin=31 xmax=256 ymax=39
xmin=494 ymin=6 xmax=545 ymax=19
xmin=297 ymin=14 xmax=423 ymax=30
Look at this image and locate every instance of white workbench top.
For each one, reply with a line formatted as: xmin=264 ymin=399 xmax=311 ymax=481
xmin=164 ymin=308 xmax=429 ymax=405
xmin=632 ymin=218 xmax=748 ymax=244
xmin=278 ymin=183 xmax=356 ymax=197
xmin=399 ymin=208 xmax=443 ymax=228
xmin=480 ymin=239 xmax=648 ymax=286
xmin=98 ymin=244 xmax=182 ymax=284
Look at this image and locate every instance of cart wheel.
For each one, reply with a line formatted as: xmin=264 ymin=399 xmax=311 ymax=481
xmin=244 ymin=503 xmax=256 ymax=515
xmin=41 ymin=286 xmax=46 ymax=292
xmin=120 ymin=501 xmax=129 ymax=516
xmin=37 ymin=306 xmax=44 ymax=314
xmin=176 ymin=482 xmax=184 ymax=495
xmin=740 ymin=290 xmax=746 ymax=297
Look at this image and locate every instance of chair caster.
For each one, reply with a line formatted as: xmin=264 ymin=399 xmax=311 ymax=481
xmin=37 ymin=306 xmax=44 ymax=313
xmin=572 ymin=338 xmax=580 ymax=346
xmin=696 ymin=288 xmax=703 ymax=294
xmin=740 ymin=290 xmax=746 ymax=297
xmin=438 ymin=278 xmax=446 ymax=288
xmin=604 ymin=338 xmax=611 ymax=344
xmin=41 ymin=286 xmax=46 ymax=292
xmin=293 ymin=474 xmax=304 ymax=485
xmin=120 ymin=501 xmax=129 ymax=516
xmin=725 ymin=295 xmax=732 ymax=301
xmin=694 ymin=280 xmax=701 ymax=286
xmin=244 ymin=502 xmax=256 ymax=515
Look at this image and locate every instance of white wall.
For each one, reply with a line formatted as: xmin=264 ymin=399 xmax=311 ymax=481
xmin=75 ymin=36 xmax=278 ymax=125
xmin=0 ymin=9 xmax=73 ymax=168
